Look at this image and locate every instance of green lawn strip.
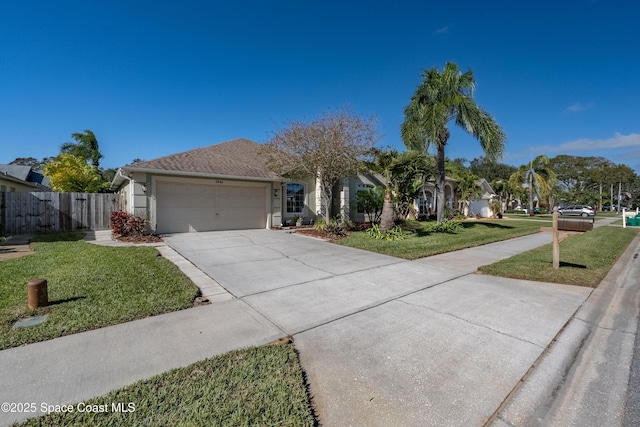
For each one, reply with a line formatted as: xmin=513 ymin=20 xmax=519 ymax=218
xmin=0 ymin=233 xmax=198 ymax=350
xmin=15 ymin=342 xmax=315 ymax=427
xmin=338 ymin=219 xmax=548 ymax=260
xmin=478 ymin=226 xmax=639 ymax=286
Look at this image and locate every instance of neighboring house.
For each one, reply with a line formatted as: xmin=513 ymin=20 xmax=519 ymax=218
xmin=468 ymin=179 xmax=498 ymax=218
xmin=413 ymin=178 xmax=459 ymax=218
xmin=0 ymin=165 xmax=50 ymax=192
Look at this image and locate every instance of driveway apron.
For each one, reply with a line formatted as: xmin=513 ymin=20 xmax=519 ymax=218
xmin=164 ymin=229 xmax=591 ymax=426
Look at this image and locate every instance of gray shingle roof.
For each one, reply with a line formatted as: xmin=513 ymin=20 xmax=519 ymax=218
xmin=124 ymin=138 xmax=280 ymax=180
xmin=0 ymin=164 xmax=51 ymax=189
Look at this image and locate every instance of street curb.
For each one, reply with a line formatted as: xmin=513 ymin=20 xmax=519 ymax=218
xmin=490 ymin=231 xmax=640 ymax=426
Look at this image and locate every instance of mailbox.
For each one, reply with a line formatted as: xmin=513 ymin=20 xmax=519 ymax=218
xmin=557 ymin=217 xmax=594 ymax=232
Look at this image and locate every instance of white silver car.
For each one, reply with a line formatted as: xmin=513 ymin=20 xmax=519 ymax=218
xmin=558 ymin=205 xmax=596 ymax=217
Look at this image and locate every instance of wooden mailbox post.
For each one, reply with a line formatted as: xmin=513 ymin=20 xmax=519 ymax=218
xmin=540 ymin=207 xmax=593 ymax=270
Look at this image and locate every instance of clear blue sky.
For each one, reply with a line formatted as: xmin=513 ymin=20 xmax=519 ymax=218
xmin=1 ymin=1 xmax=639 ymax=171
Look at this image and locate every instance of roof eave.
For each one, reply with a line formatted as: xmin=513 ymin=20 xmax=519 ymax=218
xmin=0 ymin=173 xmax=37 ymax=187
xmin=118 ymin=166 xmax=284 ymax=184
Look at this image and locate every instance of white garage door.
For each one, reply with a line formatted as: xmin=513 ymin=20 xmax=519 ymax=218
xmin=156 ymin=180 xmax=267 ymax=233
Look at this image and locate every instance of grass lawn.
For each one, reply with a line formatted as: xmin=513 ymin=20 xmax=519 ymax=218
xmin=337 ymin=219 xmax=549 ymax=260
xmin=0 ymin=233 xmax=198 ymax=350
xmin=15 ymin=341 xmax=316 ymax=427
xmin=478 ymin=225 xmax=639 ymax=286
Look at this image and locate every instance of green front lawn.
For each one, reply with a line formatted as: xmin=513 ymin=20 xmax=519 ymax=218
xmin=478 ymin=225 xmax=639 ymax=286
xmin=0 ymin=233 xmax=198 ymax=350
xmin=15 ymin=342 xmax=315 ymax=427
xmin=338 ymin=219 xmax=548 ymax=260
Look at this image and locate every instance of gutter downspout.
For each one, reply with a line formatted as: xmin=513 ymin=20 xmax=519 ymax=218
xmin=117 ymin=169 xmax=134 ymax=213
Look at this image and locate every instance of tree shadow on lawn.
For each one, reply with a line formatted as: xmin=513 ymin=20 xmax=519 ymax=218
xmin=460 ymin=221 xmax=515 ymax=230
xmin=32 ymin=232 xmax=85 ymax=243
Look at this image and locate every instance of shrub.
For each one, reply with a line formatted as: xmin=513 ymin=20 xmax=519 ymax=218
xmin=366 ymin=224 xmax=406 ymax=241
xmin=110 ymin=211 xmax=129 ymax=236
xmin=110 ymin=211 xmax=149 ymax=237
xmin=488 ymin=199 xmax=502 ymax=218
xmin=326 ymin=220 xmax=347 ymax=238
xmin=313 ymin=217 xmax=327 ymax=232
xmin=424 ymin=219 xmax=463 ymax=234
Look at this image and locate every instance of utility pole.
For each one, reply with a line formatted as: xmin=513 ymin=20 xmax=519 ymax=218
xmin=619 ymin=182 xmax=622 ymax=212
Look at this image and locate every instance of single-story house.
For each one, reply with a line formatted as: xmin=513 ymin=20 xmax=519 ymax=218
xmin=0 ymin=165 xmax=50 ymax=192
xmin=413 ymin=179 xmax=459 ymax=218
xmin=468 ymin=179 xmax=498 ymax=218
xmin=110 ymin=138 xmax=466 ymax=233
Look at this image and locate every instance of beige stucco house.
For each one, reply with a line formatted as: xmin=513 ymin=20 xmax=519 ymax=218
xmin=468 ymin=179 xmax=498 ymax=218
xmin=110 ymin=138 xmax=385 ymax=233
xmin=0 ymin=165 xmax=50 ymax=192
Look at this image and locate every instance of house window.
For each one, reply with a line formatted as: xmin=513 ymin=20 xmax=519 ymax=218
xmin=0 ymin=185 xmax=5 ymax=192
xmin=286 ymin=183 xmax=305 ymax=214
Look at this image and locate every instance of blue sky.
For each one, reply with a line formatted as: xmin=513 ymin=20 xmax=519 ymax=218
xmin=1 ymin=1 xmax=639 ymax=172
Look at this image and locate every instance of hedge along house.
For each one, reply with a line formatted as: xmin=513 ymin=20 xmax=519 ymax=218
xmin=110 ymin=138 xmax=384 ymax=233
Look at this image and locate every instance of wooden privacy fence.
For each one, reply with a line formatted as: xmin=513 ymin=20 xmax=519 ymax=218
xmin=0 ymin=192 xmax=122 ymax=235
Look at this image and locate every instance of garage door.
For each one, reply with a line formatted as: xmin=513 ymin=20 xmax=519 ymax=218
xmin=156 ymin=181 xmax=267 ymax=233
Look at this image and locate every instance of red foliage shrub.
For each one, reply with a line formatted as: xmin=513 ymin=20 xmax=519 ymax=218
xmin=110 ymin=211 xmax=129 ymax=236
xmin=110 ymin=211 xmax=149 ymax=237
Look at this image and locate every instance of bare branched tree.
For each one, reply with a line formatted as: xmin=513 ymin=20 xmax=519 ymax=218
xmin=262 ymin=110 xmax=378 ymax=219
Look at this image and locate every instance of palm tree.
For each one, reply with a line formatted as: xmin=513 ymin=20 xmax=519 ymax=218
xmin=368 ymin=149 xmax=433 ymax=232
xmin=491 ymin=178 xmax=515 ymax=213
xmin=455 ymin=171 xmax=481 ymax=217
xmin=509 ymin=155 xmax=556 ymax=214
xmin=61 ymin=130 xmax=102 ymax=168
xmin=369 ymin=149 xmax=398 ymax=233
xmin=401 ymin=62 xmax=507 ymax=223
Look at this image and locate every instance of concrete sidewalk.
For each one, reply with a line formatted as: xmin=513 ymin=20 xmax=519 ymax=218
xmin=0 ymin=219 xmax=623 ymax=426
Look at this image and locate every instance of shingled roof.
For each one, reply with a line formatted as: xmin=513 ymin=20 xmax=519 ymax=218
xmin=123 ymin=138 xmax=281 ymax=180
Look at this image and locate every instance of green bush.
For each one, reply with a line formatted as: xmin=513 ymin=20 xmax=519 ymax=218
xmin=424 ymin=219 xmax=463 ymax=234
xmin=313 ymin=217 xmax=327 ymax=232
xmin=366 ymin=224 xmax=406 ymax=241
xmin=326 ymin=220 xmax=347 ymax=237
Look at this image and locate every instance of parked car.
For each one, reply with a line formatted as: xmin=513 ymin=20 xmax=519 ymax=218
xmin=558 ymin=205 xmax=596 ymax=217
xmin=513 ymin=206 xmax=528 ymax=214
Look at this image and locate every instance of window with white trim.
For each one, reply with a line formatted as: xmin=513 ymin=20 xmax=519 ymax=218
xmin=286 ymin=183 xmax=305 ymax=214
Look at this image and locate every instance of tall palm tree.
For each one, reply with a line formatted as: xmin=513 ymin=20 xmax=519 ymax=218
xmin=401 ymin=62 xmax=506 ymax=223
xmin=509 ymin=155 xmax=556 ymax=214
xmin=61 ymin=130 xmax=102 ymax=168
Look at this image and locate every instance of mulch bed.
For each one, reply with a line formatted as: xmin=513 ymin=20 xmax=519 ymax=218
xmin=294 ymin=228 xmax=337 ymax=241
xmin=113 ymin=234 xmax=163 ymax=243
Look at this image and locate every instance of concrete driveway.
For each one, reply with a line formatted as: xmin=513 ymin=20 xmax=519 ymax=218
xmin=164 ymin=229 xmax=592 ymax=426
